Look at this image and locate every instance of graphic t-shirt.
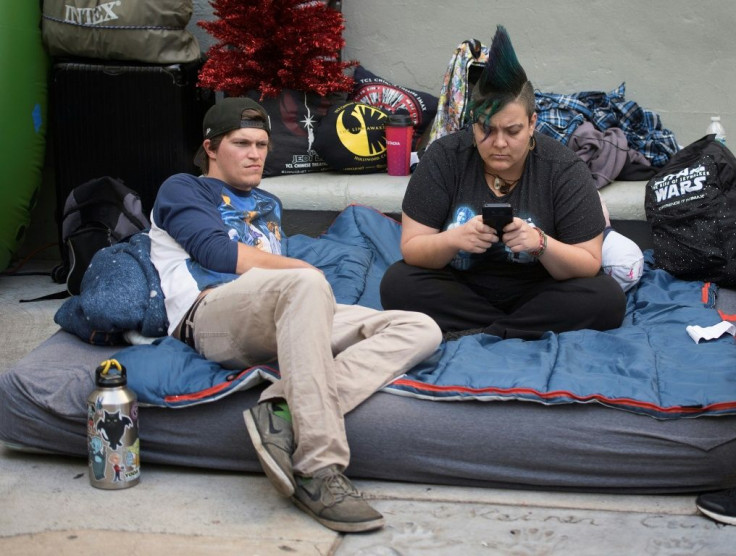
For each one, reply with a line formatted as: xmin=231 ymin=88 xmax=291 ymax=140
xmin=149 ymin=173 xmax=284 ymax=334
xmin=402 ymin=129 xmax=604 ymax=303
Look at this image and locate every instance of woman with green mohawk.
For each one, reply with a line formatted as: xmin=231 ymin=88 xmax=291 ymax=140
xmin=380 ymin=26 xmax=626 ymax=340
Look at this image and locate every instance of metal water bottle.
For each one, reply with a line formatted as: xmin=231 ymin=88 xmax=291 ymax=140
xmin=87 ymin=359 xmax=140 ymax=489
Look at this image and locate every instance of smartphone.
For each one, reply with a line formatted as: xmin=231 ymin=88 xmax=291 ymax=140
xmin=482 ymin=203 xmax=514 ymax=235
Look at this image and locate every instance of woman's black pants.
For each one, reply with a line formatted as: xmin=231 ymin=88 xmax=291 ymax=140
xmin=380 ymin=260 xmax=627 ymax=340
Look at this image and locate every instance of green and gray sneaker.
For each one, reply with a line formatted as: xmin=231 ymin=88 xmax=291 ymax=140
xmin=243 ymin=402 xmax=296 ymax=497
xmin=292 ymin=465 xmax=385 ymax=533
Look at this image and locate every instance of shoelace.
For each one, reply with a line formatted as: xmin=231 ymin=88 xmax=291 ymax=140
xmin=317 ymin=468 xmax=360 ymax=503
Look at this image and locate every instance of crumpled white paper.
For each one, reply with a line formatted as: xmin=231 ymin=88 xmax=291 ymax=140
xmin=686 ymin=320 xmax=736 ymax=343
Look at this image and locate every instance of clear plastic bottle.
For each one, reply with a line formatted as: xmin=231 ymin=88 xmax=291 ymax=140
xmin=707 ymin=115 xmax=727 ymax=146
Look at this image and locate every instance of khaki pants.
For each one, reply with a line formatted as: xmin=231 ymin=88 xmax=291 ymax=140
xmin=190 ymin=267 xmax=442 ymax=476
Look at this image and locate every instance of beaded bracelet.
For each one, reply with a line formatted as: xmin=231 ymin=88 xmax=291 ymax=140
xmin=529 ymin=227 xmax=547 ymax=258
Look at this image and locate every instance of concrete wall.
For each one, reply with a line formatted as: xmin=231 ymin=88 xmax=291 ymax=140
xmin=18 ymin=1 xmax=734 ymax=260
xmin=189 ymin=0 xmax=736 ymax=147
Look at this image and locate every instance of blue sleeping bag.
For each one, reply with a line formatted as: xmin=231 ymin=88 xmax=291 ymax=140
xmin=58 ymin=205 xmax=736 ymax=418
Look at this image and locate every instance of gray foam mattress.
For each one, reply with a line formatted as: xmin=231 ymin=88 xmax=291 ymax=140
xmin=2 ymin=330 xmax=736 ymax=494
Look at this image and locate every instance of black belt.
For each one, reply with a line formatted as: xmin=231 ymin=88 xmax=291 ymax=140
xmin=179 ymin=295 xmax=207 ymax=349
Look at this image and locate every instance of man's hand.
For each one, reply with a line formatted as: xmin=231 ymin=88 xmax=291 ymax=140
xmin=236 ymin=243 xmax=320 ymax=274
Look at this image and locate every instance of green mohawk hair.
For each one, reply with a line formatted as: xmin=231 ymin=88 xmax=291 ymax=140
xmin=470 ymin=25 xmax=529 ymax=125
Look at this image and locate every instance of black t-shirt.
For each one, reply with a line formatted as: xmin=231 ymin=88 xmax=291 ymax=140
xmin=402 ymin=129 xmax=605 ymax=304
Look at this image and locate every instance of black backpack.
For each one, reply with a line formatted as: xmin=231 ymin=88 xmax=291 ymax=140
xmin=645 ymin=134 xmax=736 ymax=287
xmin=53 ymin=176 xmax=150 ymax=295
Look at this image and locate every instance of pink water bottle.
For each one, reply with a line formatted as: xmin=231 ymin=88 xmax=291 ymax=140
xmin=385 ymin=114 xmax=413 ymax=176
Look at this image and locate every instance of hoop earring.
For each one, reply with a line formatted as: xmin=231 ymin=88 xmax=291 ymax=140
xmin=529 ymin=135 xmax=537 ymax=151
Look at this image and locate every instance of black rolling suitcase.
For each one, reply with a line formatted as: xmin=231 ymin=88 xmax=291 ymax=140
xmin=50 ymin=61 xmax=214 ymax=219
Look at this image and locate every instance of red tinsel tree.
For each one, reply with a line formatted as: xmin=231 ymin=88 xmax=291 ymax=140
xmin=198 ymin=0 xmax=356 ymax=99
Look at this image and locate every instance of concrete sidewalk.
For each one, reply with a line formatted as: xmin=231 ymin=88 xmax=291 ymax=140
xmin=2 ymin=262 xmax=736 ymax=555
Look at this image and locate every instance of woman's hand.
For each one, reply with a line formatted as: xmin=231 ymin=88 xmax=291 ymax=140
xmin=400 ymin=213 xmax=498 ymax=269
xmin=500 ymin=217 xmax=539 ymax=254
xmin=451 ymin=215 xmax=497 ymax=253
xmin=502 ymin=217 xmax=603 ymax=280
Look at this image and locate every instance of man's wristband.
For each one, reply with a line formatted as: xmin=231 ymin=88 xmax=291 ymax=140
xmin=529 ymin=227 xmax=547 ymax=258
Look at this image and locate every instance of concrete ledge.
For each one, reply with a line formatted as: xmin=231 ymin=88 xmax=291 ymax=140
xmin=262 ymin=172 xmax=409 ymax=214
xmin=598 ymin=180 xmax=647 ymax=221
xmin=262 ymin=172 xmax=648 ymax=222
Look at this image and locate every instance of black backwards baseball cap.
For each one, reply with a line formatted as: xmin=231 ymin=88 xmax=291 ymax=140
xmin=193 ymin=97 xmax=271 ymax=168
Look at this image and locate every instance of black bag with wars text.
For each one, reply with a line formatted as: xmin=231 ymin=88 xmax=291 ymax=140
xmin=645 ymin=134 xmax=736 ymax=286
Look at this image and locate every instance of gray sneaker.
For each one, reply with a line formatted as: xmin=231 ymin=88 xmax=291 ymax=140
xmin=292 ymin=465 xmax=385 ymax=533
xmin=243 ymin=402 xmax=296 ymax=497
